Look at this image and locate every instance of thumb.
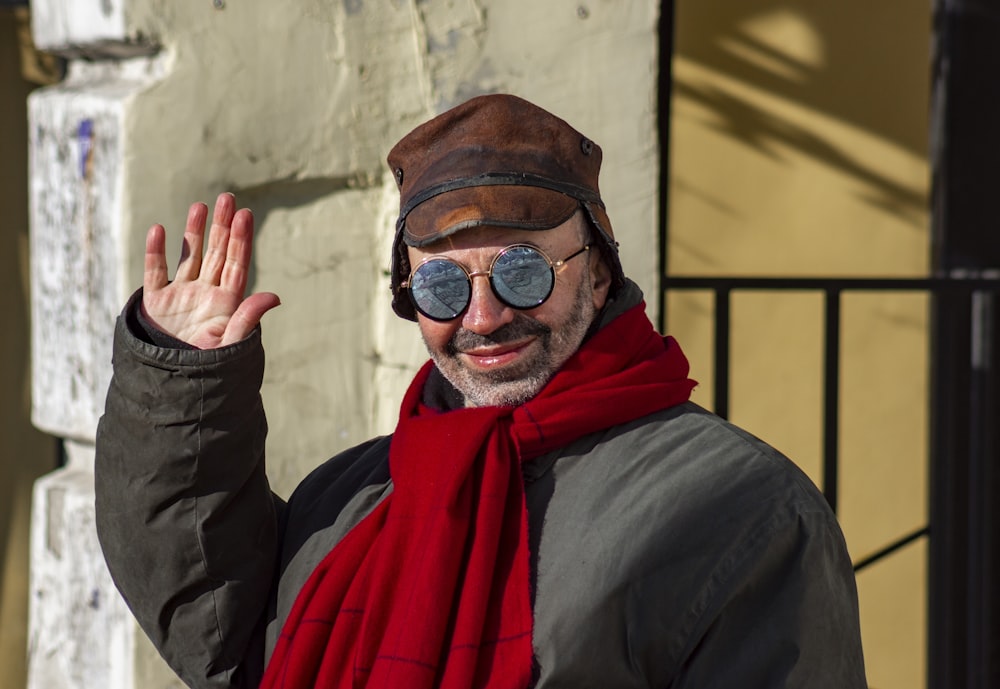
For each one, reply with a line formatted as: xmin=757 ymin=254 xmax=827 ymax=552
xmin=220 ymin=292 xmax=282 ymax=346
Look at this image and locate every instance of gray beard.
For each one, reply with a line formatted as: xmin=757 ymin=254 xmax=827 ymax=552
xmin=427 ymin=276 xmax=597 ymax=407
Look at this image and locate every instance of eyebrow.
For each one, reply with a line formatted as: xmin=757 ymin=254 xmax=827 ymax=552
xmin=417 ymin=238 xmax=547 ymax=258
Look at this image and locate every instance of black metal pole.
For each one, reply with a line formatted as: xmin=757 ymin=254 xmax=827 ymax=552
xmin=657 ymin=0 xmax=676 ymax=334
xmin=965 ymin=291 xmax=1000 ymax=686
xmin=822 ymin=289 xmax=841 ymax=513
xmin=929 ymin=0 xmax=1000 ymax=687
xmin=713 ymin=288 xmax=731 ymax=419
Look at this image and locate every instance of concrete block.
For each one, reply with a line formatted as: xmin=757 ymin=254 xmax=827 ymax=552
xmin=29 ymin=57 xmax=167 ymax=441
xmin=30 ymin=0 xmax=157 ymax=57
xmin=26 ymin=441 xmax=182 ymax=689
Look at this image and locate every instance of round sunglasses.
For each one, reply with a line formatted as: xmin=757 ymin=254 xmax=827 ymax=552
xmin=401 ymin=243 xmax=592 ymax=321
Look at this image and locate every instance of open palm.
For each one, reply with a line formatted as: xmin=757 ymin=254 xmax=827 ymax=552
xmin=142 ymin=193 xmax=280 ymax=349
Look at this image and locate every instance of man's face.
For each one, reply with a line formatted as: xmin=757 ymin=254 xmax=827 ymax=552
xmin=408 ymin=212 xmax=612 ymax=407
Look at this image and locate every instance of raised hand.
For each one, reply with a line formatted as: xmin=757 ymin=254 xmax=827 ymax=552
xmin=142 ymin=193 xmax=281 ymax=349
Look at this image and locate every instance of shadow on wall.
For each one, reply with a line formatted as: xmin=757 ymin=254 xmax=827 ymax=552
xmin=231 ymin=173 xmax=379 ymax=292
xmin=673 ymin=0 xmax=929 ymax=224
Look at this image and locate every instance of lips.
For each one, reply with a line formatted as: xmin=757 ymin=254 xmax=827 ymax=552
xmin=459 ymin=338 xmax=536 ymax=369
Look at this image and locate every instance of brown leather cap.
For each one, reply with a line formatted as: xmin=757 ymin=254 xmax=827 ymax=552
xmin=387 ymin=94 xmax=624 ymax=321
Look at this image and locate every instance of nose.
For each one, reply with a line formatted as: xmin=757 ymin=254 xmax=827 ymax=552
xmin=461 ymin=273 xmax=514 ymax=334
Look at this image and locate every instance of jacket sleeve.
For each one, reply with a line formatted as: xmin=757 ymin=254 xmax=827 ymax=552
xmin=670 ymin=502 xmax=868 ymax=689
xmin=95 ymin=292 xmax=281 ymax=689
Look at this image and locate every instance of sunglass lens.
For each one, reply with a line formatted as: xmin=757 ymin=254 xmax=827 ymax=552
xmin=409 ymin=259 xmax=471 ymax=320
xmin=491 ymin=246 xmax=554 ymax=309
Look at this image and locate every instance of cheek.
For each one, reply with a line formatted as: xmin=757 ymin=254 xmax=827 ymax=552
xmin=416 ymin=316 xmax=459 ymax=352
xmin=542 ymin=269 xmax=587 ymax=315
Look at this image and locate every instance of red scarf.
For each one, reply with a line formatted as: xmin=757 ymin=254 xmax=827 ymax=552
xmin=260 ymin=303 xmax=695 ymax=689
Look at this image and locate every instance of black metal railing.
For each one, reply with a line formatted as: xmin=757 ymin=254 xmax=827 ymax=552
xmin=662 ymin=274 xmax=1000 ymax=574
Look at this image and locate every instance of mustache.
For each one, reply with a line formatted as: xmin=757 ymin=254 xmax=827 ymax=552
xmin=447 ymin=314 xmax=551 ymax=354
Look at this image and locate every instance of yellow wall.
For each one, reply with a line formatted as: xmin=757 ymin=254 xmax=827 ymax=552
xmin=0 ymin=9 xmax=60 ymax=689
xmin=667 ymin=2 xmax=930 ymax=688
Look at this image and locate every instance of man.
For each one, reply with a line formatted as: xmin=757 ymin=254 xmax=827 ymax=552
xmin=96 ymin=94 xmax=867 ymax=689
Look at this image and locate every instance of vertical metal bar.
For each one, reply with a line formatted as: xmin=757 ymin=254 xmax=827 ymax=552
xmin=823 ymin=288 xmax=841 ymax=513
xmin=930 ymin=0 xmax=1000 ymax=675
xmin=714 ymin=287 xmax=731 ymax=419
xmin=966 ymin=290 xmax=986 ymax=687
xmin=984 ymin=290 xmax=1000 ymax=689
xmin=656 ymin=0 xmax=676 ymax=334
xmin=929 ymin=283 xmax=1000 ymax=689
xmin=929 ymin=288 xmax=969 ymax=689
xmin=967 ymin=289 xmax=998 ymax=687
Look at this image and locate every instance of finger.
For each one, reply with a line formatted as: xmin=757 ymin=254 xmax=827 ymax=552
xmin=175 ymin=202 xmax=209 ymax=282
xmin=220 ymin=208 xmax=255 ymax=296
xmin=144 ymin=224 xmax=169 ymax=292
xmin=220 ymin=292 xmax=282 ymax=346
xmin=200 ymin=192 xmax=236 ymax=285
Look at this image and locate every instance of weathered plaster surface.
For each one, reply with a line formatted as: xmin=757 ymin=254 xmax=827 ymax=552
xmin=249 ymin=186 xmax=387 ymax=494
xmin=29 ymin=57 xmax=168 ymax=441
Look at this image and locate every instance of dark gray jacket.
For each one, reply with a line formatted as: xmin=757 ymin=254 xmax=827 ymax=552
xmin=96 ymin=287 xmax=867 ymax=689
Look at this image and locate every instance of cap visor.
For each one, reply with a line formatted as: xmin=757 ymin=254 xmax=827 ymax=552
xmin=403 ymin=186 xmax=579 ymax=247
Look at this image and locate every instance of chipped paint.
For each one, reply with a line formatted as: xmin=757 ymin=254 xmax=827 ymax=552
xmin=76 ymin=119 xmax=93 ymax=179
xmin=30 ymin=93 xmax=121 ymax=440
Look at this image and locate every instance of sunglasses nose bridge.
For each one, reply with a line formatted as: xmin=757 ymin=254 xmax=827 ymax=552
xmin=465 ymin=267 xmax=503 ymax=309
xmin=461 ymin=267 xmax=516 ymax=333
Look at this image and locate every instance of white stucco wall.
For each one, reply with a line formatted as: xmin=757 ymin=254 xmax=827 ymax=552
xmin=28 ymin=2 xmax=662 ymax=686
xmin=29 ymin=56 xmax=170 ymax=442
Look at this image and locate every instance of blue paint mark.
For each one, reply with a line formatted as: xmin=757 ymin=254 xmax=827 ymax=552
xmin=78 ymin=119 xmax=93 ymax=179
